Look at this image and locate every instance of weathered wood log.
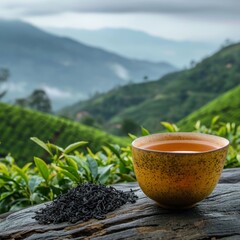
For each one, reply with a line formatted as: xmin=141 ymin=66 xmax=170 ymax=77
xmin=0 ymin=168 xmax=240 ymax=240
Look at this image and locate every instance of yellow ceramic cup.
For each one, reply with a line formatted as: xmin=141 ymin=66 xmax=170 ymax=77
xmin=132 ymin=132 xmax=229 ymax=209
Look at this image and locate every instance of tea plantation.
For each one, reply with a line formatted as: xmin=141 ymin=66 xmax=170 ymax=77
xmin=0 ymin=102 xmax=127 ymax=165
xmin=178 ymin=85 xmax=240 ymax=130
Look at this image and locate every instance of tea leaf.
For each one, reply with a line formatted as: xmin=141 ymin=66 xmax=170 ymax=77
xmin=0 ymin=163 xmax=9 ymax=175
xmin=161 ymin=121 xmax=175 ymax=132
xmin=30 ymin=193 xmax=42 ymax=204
xmin=34 ymin=157 xmax=49 ymax=183
xmin=12 ymin=165 xmax=29 ymax=185
xmin=218 ymin=126 xmax=227 ymax=136
xmin=195 ymin=120 xmax=201 ymax=130
xmin=0 ymin=174 xmax=20 ymax=187
xmin=65 ymin=157 xmax=78 ymax=171
xmin=87 ymin=156 xmax=98 ymax=179
xmin=0 ymin=192 xmax=14 ymax=201
xmin=29 ymin=175 xmax=44 ymax=193
xmin=31 ymin=137 xmax=53 ymax=156
xmin=87 ymin=147 xmax=96 ymax=158
xmin=119 ymin=161 xmax=128 ymax=174
xmin=68 ymin=155 xmax=91 ymax=176
xmin=64 ymin=141 xmax=88 ymax=154
xmin=101 ymin=146 xmax=112 ymax=157
xmin=141 ymin=126 xmax=150 ymax=136
xmin=22 ymin=163 xmax=32 ymax=172
xmin=211 ymin=115 xmax=220 ymax=126
xmin=98 ymin=165 xmax=113 ymax=184
xmin=59 ymin=166 xmax=80 ymax=182
xmin=105 ymin=143 xmax=121 ymax=159
xmin=128 ymin=133 xmax=137 ymax=140
xmin=59 ymin=168 xmax=80 ymax=183
xmin=33 ymin=183 xmax=138 ymax=224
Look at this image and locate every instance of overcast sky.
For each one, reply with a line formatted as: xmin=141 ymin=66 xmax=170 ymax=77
xmin=0 ymin=0 xmax=240 ymax=43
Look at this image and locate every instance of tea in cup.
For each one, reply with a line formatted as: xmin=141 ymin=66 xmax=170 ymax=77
xmin=132 ymin=132 xmax=229 ymax=209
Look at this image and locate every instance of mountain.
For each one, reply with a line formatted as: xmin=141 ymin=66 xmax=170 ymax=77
xmin=0 ymin=20 xmax=176 ymax=109
xmin=0 ymin=102 xmax=126 ymax=166
xmin=60 ymin=43 xmax=240 ymax=133
xmin=178 ymin=85 xmax=240 ymax=130
xmin=46 ymin=27 xmax=218 ymax=67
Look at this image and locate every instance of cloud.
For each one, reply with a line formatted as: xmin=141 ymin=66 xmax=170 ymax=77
xmin=42 ymin=85 xmax=86 ymax=100
xmin=0 ymin=81 xmax=27 ymax=93
xmin=0 ymin=0 xmax=239 ymax=20
xmin=0 ymin=0 xmax=239 ymax=43
xmin=109 ymin=63 xmax=130 ymax=81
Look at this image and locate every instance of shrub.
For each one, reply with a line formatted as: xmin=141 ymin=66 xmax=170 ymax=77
xmin=0 ymin=117 xmax=239 ymax=214
xmin=0 ymin=138 xmax=135 ymax=214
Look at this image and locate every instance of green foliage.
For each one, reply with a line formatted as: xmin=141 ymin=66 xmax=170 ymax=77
xmin=121 ymin=118 xmax=139 ymax=135
xmin=0 ymin=138 xmax=135 ymax=214
xmin=160 ymin=122 xmax=179 ymax=132
xmin=0 ymin=102 xmax=127 ymax=166
xmin=79 ymin=115 xmax=101 ymax=129
xmin=178 ymin=85 xmax=240 ymax=130
xmin=193 ymin=119 xmax=240 ymax=169
xmin=141 ymin=126 xmax=150 ymax=136
xmin=0 ymin=116 xmax=239 ymax=214
xmin=15 ymin=89 xmax=52 ymax=113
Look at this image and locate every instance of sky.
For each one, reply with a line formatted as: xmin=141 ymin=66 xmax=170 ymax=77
xmin=0 ymin=0 xmax=240 ymax=43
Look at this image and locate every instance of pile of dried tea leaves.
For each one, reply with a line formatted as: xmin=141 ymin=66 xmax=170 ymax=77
xmin=33 ymin=183 xmax=138 ymax=224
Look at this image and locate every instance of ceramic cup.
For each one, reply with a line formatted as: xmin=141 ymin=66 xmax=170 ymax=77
xmin=132 ymin=132 xmax=229 ymax=209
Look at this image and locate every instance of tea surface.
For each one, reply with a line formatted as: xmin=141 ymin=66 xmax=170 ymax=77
xmin=143 ymin=140 xmax=218 ymax=153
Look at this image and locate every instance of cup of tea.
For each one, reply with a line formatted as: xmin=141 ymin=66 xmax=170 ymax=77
xmin=132 ymin=132 xmax=229 ymax=209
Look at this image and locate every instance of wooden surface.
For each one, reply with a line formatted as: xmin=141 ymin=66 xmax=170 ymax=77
xmin=0 ymin=168 xmax=240 ymax=240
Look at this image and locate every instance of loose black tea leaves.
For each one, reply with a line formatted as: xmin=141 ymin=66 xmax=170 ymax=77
xmin=33 ymin=183 xmax=138 ymax=224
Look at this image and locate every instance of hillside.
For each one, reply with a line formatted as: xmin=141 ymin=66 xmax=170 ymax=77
xmin=178 ymin=85 xmax=240 ymax=130
xmin=60 ymin=43 xmax=240 ymax=133
xmin=0 ymin=102 xmax=126 ymax=165
xmin=0 ymin=20 xmax=176 ymax=109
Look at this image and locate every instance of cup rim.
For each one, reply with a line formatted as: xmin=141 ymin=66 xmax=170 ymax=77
xmin=132 ymin=132 xmax=229 ymax=154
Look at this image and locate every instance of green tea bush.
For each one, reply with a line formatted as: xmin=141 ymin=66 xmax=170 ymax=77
xmin=0 ymin=102 xmax=127 ymax=166
xmin=0 ymin=138 xmax=135 ymax=214
xmin=0 ymin=117 xmax=239 ymax=214
xmin=193 ymin=117 xmax=240 ymax=168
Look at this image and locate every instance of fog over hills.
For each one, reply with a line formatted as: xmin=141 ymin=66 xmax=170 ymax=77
xmin=0 ymin=20 xmax=176 ymax=109
xmin=47 ymin=27 xmax=218 ymax=67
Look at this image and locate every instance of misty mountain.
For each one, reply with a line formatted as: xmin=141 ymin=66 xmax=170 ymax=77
xmin=0 ymin=20 xmax=176 ymax=109
xmin=60 ymin=42 xmax=240 ymax=133
xmin=46 ymin=27 xmax=218 ymax=67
